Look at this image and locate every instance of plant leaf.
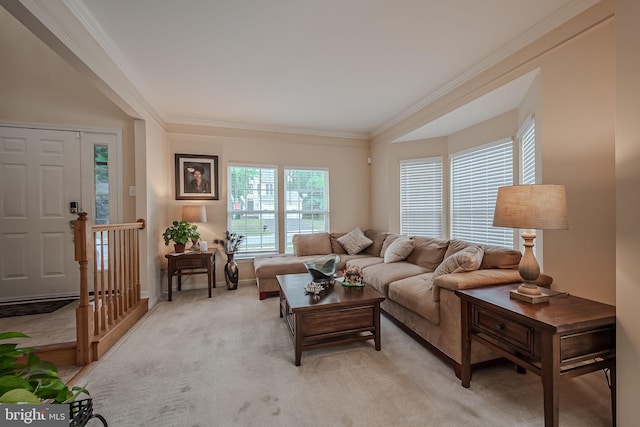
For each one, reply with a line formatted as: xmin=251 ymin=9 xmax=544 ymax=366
xmin=0 ymin=332 xmax=29 ymax=342
xmin=0 ymin=388 xmax=41 ymax=404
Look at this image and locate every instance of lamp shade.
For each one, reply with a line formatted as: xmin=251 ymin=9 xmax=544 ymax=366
xmin=493 ymin=185 xmax=568 ymax=230
xmin=182 ymin=205 xmax=207 ymax=223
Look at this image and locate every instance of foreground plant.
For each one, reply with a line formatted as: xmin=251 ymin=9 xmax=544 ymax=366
xmin=0 ymin=331 xmax=88 ymax=404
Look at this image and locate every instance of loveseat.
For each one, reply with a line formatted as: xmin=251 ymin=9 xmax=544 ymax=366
xmin=253 ymin=227 xmax=550 ymax=376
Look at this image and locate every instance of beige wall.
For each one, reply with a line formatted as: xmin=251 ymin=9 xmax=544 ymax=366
xmin=165 ymin=128 xmax=370 ymax=285
xmin=0 ymin=8 xmax=137 ymax=222
xmin=616 ymin=0 xmax=640 ymax=423
xmin=538 ymin=19 xmax=616 ymax=304
xmin=138 ymin=119 xmax=170 ymax=304
xmin=371 ymin=6 xmax=616 ymax=305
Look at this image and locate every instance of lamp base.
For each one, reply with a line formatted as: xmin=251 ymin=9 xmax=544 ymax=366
xmin=510 ymin=289 xmax=549 ymax=304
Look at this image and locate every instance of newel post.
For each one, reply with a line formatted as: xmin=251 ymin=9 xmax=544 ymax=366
xmin=74 ymin=212 xmax=94 ymax=365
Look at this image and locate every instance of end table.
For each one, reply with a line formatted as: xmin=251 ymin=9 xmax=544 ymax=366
xmin=456 ymin=284 xmax=615 ymax=427
xmin=165 ymin=251 xmax=215 ymax=301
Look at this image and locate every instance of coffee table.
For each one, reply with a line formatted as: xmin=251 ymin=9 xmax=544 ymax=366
xmin=277 ymin=273 xmax=385 ymax=366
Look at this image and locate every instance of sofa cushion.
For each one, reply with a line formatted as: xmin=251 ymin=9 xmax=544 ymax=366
xmin=363 ymin=229 xmax=390 ymax=257
xmin=293 ymin=233 xmax=332 ymax=256
xmin=346 ymin=256 xmax=384 ymax=270
xmin=388 ymin=273 xmax=440 ymax=325
xmin=254 ymin=254 xmax=319 ymax=278
xmin=479 ymin=245 xmax=522 ymax=270
xmin=337 ymin=227 xmax=373 ymax=255
xmin=405 ymin=236 xmax=450 ymax=271
xmin=446 ymin=239 xmax=522 ymax=270
xmin=433 ymin=269 xmax=523 ymax=291
xmin=362 ymin=261 xmax=429 ymax=296
xmin=384 ymin=238 xmax=414 ymax=263
xmin=433 ymin=245 xmax=484 ymax=277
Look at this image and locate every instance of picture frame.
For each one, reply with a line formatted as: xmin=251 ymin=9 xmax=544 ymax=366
xmin=174 ymin=153 xmax=219 ymax=200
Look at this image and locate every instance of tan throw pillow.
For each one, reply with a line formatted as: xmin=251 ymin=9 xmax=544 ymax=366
xmin=337 ymin=227 xmax=373 ymax=255
xmin=433 ymin=245 xmax=484 ymax=277
xmin=383 ymin=238 xmax=414 ymax=263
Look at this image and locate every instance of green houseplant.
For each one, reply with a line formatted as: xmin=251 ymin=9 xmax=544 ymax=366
xmin=162 ymin=220 xmax=200 ymax=253
xmin=0 ymin=331 xmax=88 ymax=404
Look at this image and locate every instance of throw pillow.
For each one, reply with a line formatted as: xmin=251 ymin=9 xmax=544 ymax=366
xmin=383 ymin=238 xmax=414 ymax=263
xmin=433 ymin=245 xmax=484 ymax=277
xmin=337 ymin=227 xmax=373 ymax=255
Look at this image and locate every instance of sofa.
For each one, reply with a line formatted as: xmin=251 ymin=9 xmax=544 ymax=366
xmin=253 ymin=227 xmax=550 ymax=376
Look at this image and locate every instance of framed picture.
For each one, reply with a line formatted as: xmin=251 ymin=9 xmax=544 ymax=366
xmin=174 ymin=154 xmax=219 ymax=200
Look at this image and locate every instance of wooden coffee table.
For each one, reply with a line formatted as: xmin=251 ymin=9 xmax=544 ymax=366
xmin=277 ymin=273 xmax=385 ymax=366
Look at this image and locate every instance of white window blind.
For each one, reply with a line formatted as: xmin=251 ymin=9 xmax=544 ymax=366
xmin=284 ymin=168 xmax=329 ymax=254
xmin=400 ymin=158 xmax=443 ymax=237
xmin=227 ymin=165 xmax=278 ymax=254
xmin=450 ymin=140 xmax=513 ymax=247
xmin=519 ymin=117 xmax=536 ymax=185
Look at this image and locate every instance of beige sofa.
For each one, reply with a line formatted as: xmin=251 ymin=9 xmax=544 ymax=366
xmin=253 ymin=229 xmax=549 ymax=376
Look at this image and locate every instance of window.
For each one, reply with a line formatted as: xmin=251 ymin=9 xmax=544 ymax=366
xmin=400 ymin=158 xmax=443 ymax=237
xmin=450 ymin=139 xmax=513 ymax=247
xmin=519 ymin=117 xmax=536 ymax=185
xmin=284 ymin=168 xmax=329 ymax=253
xmin=227 ymin=165 xmax=278 ymax=254
xmin=94 ymin=145 xmax=109 ymax=225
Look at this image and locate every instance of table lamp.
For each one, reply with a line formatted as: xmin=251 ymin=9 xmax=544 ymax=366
xmin=492 ymin=184 xmax=568 ymax=303
xmin=182 ymin=205 xmax=207 ymax=251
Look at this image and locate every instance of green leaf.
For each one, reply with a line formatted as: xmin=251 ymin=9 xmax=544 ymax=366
xmin=0 ymin=388 xmax=41 ymax=404
xmin=0 ymin=332 xmax=29 ymax=341
xmin=0 ymin=375 xmax=33 ymax=395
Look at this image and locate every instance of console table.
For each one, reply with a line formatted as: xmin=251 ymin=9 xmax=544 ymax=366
xmin=456 ymin=284 xmax=615 ymax=427
xmin=165 ymin=251 xmax=215 ymax=301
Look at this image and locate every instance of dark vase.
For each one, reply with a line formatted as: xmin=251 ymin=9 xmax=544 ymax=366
xmin=174 ymin=243 xmax=186 ymax=253
xmin=225 ymin=252 xmax=239 ymax=290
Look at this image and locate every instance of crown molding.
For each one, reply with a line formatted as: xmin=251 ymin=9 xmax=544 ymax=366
xmin=165 ymin=115 xmax=369 ymax=141
xmin=60 ymin=0 xmax=370 ymax=141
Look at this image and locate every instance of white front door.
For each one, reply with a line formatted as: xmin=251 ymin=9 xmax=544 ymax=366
xmin=0 ymin=127 xmax=82 ymax=302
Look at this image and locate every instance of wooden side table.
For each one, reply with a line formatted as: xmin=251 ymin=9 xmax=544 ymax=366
xmin=456 ymin=284 xmax=616 ymax=427
xmin=165 ymin=251 xmax=215 ymax=301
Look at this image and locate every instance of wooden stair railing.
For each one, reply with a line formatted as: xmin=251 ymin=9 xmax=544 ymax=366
xmin=73 ymin=212 xmax=148 ymax=365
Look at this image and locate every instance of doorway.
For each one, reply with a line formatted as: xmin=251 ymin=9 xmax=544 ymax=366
xmin=0 ymin=125 xmax=120 ymax=303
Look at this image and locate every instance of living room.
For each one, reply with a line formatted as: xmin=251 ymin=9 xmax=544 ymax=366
xmin=0 ymin=0 xmax=638 ymax=425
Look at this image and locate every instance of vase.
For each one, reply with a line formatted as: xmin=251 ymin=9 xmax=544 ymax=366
xmin=225 ymin=252 xmax=239 ymax=290
xmin=174 ymin=243 xmax=186 ymax=253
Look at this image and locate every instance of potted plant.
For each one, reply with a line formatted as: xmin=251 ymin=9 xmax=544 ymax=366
xmin=212 ymin=231 xmax=245 ymax=290
xmin=162 ymin=220 xmax=200 ymax=253
xmin=0 ymin=331 xmax=107 ymax=425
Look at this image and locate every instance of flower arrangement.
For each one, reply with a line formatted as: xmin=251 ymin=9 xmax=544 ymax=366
xmin=343 ymin=265 xmax=363 ymax=285
xmin=212 ymin=230 xmax=245 ymax=254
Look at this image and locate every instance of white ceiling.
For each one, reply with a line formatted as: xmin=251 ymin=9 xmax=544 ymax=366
xmin=60 ymin=0 xmax=596 ymax=140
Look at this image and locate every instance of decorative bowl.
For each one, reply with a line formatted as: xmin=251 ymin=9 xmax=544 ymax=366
xmin=304 ymin=255 xmax=340 ymax=284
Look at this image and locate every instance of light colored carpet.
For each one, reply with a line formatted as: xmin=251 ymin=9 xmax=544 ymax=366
xmin=76 ymin=284 xmax=612 ymax=427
